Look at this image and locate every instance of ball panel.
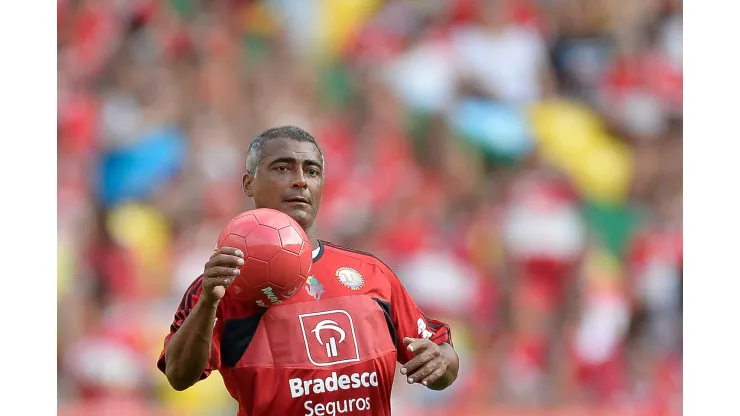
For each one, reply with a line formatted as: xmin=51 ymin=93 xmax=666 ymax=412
xmin=278 ymin=226 xmax=304 ymax=255
xmin=298 ymin=242 xmax=313 ymax=277
xmin=219 ymin=234 xmax=248 ymax=254
xmin=241 ymin=257 xmax=270 ymax=285
xmin=281 ymin=282 xmax=302 ymax=299
xmin=217 ymin=220 xmax=234 ymax=248
xmin=227 ymin=278 xmax=251 ymax=300
xmin=229 ymin=214 xmax=259 ymax=237
xmin=252 ymin=209 xmax=292 ymax=229
xmin=244 ymin=225 xmax=281 ymax=260
xmin=249 ymin=282 xmax=284 ymax=307
xmin=290 ymin=223 xmax=310 ymax=242
xmin=268 ymin=251 xmax=302 ymax=287
xmin=288 ymin=275 xmax=307 ymax=294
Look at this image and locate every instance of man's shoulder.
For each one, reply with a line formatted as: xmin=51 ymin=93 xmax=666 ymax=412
xmin=319 ymin=240 xmax=395 ymax=275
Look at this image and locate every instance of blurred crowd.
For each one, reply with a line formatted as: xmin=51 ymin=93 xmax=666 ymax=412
xmin=57 ymin=0 xmax=682 ymax=415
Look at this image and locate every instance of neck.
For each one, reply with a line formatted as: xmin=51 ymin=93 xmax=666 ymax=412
xmin=304 ymin=222 xmax=319 ymax=250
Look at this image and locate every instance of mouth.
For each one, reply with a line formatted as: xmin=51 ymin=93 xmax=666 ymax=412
xmin=284 ymin=196 xmax=310 ymax=205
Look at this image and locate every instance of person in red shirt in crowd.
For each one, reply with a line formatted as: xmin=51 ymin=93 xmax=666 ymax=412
xmin=158 ymin=125 xmax=459 ymax=416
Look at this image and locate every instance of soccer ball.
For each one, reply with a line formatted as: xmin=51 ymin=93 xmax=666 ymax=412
xmin=216 ymin=208 xmax=312 ymax=307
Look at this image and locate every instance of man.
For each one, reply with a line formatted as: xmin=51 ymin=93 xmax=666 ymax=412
xmin=158 ymin=126 xmax=459 ymax=415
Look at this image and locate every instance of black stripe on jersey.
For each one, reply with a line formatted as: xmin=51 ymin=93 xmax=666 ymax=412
xmin=221 ymin=310 xmax=268 ymax=368
xmin=179 ymin=276 xmax=204 ymax=311
xmin=373 ymin=298 xmax=398 ymax=350
xmin=439 ymin=326 xmax=453 ymax=345
xmin=421 ymin=312 xmax=443 ymax=330
xmin=171 ymin=276 xmax=204 ymax=333
xmin=431 ymin=333 xmax=452 ymax=347
xmin=185 ymin=281 xmax=203 ymax=312
xmin=421 ymin=312 xmax=453 ymax=346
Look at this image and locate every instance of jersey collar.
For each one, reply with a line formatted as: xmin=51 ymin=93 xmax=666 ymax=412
xmin=312 ymin=240 xmax=325 ymax=262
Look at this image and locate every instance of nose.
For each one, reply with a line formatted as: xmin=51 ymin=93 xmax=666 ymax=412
xmin=291 ymin=170 xmax=308 ymax=189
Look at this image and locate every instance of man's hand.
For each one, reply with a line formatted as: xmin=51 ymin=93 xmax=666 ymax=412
xmin=202 ymin=247 xmax=244 ymax=307
xmin=400 ymin=337 xmax=459 ymax=390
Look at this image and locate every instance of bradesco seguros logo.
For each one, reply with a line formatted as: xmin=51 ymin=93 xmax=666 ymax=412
xmin=298 ymin=310 xmax=360 ymax=366
xmin=289 ymin=371 xmax=378 ymax=415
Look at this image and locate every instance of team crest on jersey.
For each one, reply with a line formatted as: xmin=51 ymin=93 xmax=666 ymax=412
xmin=336 ymin=267 xmax=364 ymax=290
xmin=305 ymin=276 xmax=325 ymax=300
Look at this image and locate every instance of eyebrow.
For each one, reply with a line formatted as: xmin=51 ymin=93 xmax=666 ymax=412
xmin=268 ymin=157 xmax=323 ymax=170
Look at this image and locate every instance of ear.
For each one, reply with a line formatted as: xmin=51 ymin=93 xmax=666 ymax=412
xmin=242 ymin=172 xmax=254 ymax=198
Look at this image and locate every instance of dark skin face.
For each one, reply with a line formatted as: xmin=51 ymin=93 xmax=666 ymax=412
xmin=242 ymin=137 xmax=324 ymax=248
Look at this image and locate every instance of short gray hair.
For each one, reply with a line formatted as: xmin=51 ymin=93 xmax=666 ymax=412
xmin=245 ymin=125 xmax=325 ymax=176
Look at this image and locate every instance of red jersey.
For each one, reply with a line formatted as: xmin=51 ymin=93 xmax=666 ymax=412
xmin=158 ymin=240 xmax=453 ymax=416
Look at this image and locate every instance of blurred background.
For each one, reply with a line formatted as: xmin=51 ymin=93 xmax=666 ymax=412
xmin=57 ymin=0 xmax=682 ymax=415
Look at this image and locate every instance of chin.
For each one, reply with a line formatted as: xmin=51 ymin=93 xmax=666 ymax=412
xmin=285 ymin=209 xmax=314 ymax=231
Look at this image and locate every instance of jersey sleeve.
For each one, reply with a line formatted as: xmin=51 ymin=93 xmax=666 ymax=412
xmin=157 ymin=275 xmax=223 ymax=380
xmin=382 ymin=264 xmax=453 ymax=364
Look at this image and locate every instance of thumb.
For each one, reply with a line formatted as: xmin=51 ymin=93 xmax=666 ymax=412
xmin=403 ymin=337 xmax=416 ymax=346
xmin=212 ymin=285 xmax=226 ymax=299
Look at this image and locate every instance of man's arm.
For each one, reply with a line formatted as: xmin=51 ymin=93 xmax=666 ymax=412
xmin=158 ymin=247 xmax=244 ymax=391
xmin=163 ymin=297 xmax=219 ymax=391
xmin=379 ymin=260 xmax=459 ymax=390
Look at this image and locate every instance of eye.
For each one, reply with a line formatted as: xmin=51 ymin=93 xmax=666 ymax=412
xmin=275 ymin=165 xmax=290 ymax=172
xmin=307 ymin=168 xmax=321 ymax=177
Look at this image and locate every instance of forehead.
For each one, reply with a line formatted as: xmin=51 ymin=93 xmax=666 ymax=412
xmin=260 ymin=137 xmax=322 ymax=163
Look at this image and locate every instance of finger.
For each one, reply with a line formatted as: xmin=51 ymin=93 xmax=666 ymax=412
xmin=406 ymin=338 xmax=433 ymax=355
xmin=215 ymin=246 xmax=244 ymax=258
xmin=209 ymin=253 xmax=245 ymax=266
xmin=205 ymin=266 xmax=241 ymax=279
xmin=407 ymin=357 xmax=443 ymax=384
xmin=400 ymin=344 xmax=439 ymax=376
xmin=419 ymin=365 xmax=447 ymax=387
xmin=204 ymin=276 xmax=235 ymax=289
xmin=403 ymin=337 xmax=415 ymax=346
xmin=207 ymin=254 xmax=245 ymax=268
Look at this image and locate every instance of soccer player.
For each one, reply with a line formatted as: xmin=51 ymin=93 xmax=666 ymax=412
xmin=158 ymin=126 xmax=459 ymax=415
